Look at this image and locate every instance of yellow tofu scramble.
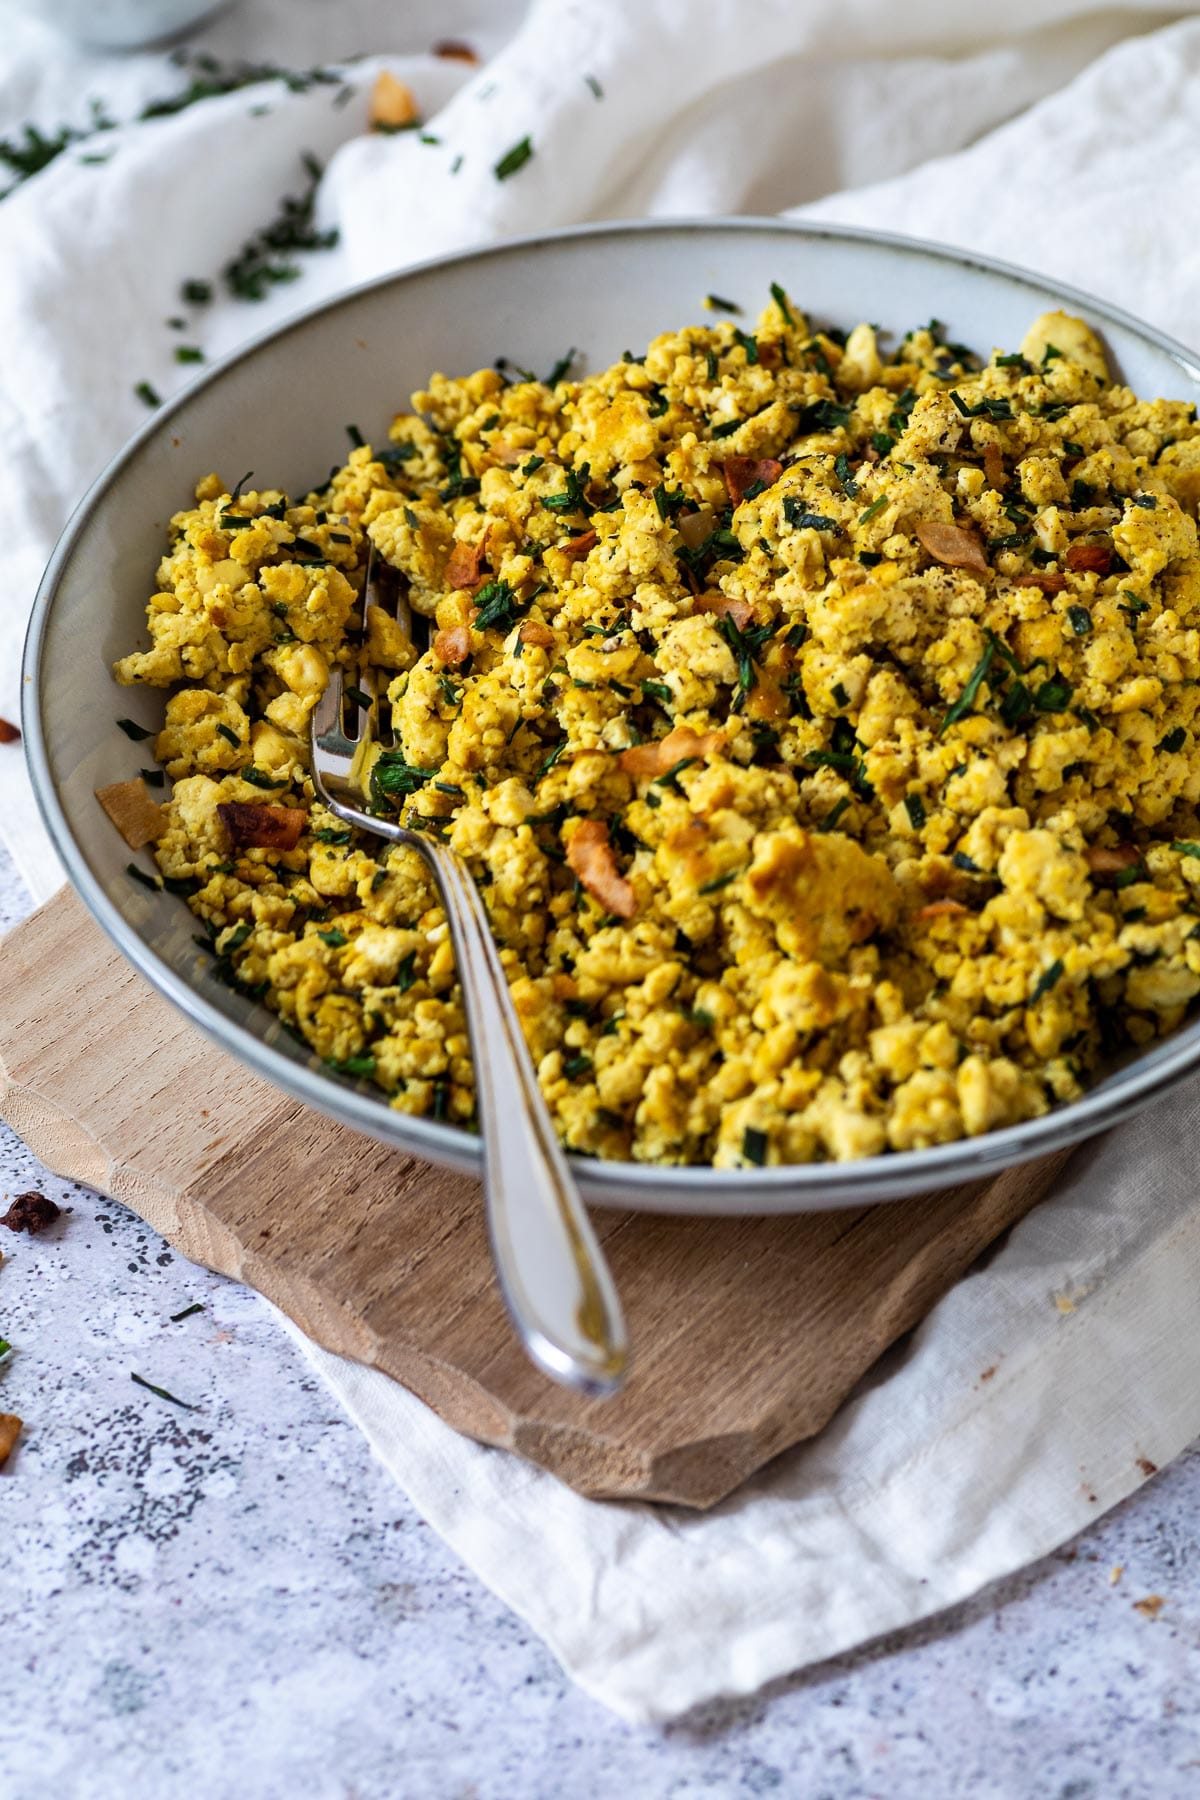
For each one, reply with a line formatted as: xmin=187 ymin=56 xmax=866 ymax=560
xmin=112 ymin=294 xmax=1200 ymax=1168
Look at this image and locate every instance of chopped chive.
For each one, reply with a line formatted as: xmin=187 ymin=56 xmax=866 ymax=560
xmin=831 ymin=681 xmax=851 ymax=710
xmin=131 ymin=1371 xmax=196 ymax=1410
xmin=705 ymin=293 xmax=740 ymax=313
xmin=1068 ymin=605 xmax=1092 ymax=636
xmin=170 ymin=1302 xmax=204 ymax=1323
xmin=698 ymin=869 xmax=738 ymax=895
xmin=174 ymin=345 xmax=205 ymax=364
xmin=1031 ymin=959 xmax=1064 ymax=1002
xmin=953 ymin=851 xmax=984 ymax=875
xmin=712 ymin=419 xmax=742 ymax=439
xmin=818 ymin=796 xmax=851 ymax=833
xmin=834 ymin=452 xmax=859 ymax=497
xmin=344 ymin=685 xmax=372 ymax=709
xmin=769 ymin=282 xmax=794 ymax=325
xmin=563 ymin=1053 xmax=593 ymax=1079
xmin=134 ymin=380 xmax=160 ymax=408
xmin=314 ymin=827 xmax=352 ymax=845
xmin=346 ymin=423 xmax=366 ymax=449
xmin=1035 ymin=676 xmax=1073 ymax=713
xmin=1162 ymin=727 xmax=1187 ymax=753
xmin=215 ymin=722 xmax=240 ymax=748
xmin=325 ymin=1053 xmax=376 ymax=1078
xmin=742 ymin=1125 xmax=767 ymax=1165
xmin=940 ymin=641 xmax=995 ymax=735
xmin=494 ymin=135 xmax=533 ymax=180
xmin=1172 ymin=842 xmax=1200 ymax=859
xmin=126 ymin=863 xmax=160 ymax=892
xmin=584 ymin=73 xmax=603 ymax=99
xmin=904 ymin=794 xmax=926 ymax=829
xmin=139 ymin=768 xmax=165 ymax=788
xmin=116 ymin=716 xmax=153 ymax=741
xmin=182 ymin=279 xmax=213 ymax=305
xmin=318 ymin=927 xmax=348 ymax=947
xmin=858 ymin=493 xmax=889 ymax=524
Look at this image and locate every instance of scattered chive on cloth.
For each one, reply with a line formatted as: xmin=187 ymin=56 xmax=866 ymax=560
xmin=4 ymin=0 xmax=1200 ymax=1723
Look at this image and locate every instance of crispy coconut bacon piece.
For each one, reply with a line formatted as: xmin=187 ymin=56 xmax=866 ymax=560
xmin=693 ymin=591 xmax=753 ymax=629
xmin=217 ymin=802 xmax=306 ymax=853
xmin=0 ymin=1414 xmax=21 ymax=1469
xmin=723 ymin=456 xmax=782 ymax=505
xmin=444 ymin=533 xmax=490 ymax=591
xmin=619 ymin=725 xmax=725 ymax=779
xmin=566 ymin=820 xmax=636 ymax=919
xmin=433 ymin=623 xmax=472 ymax=666
xmin=95 ymin=777 xmax=165 ymax=850
xmin=915 ymin=520 xmax=990 ymax=575
xmin=370 ymin=71 xmax=418 ymax=130
xmin=1085 ymin=843 xmax=1142 ymax=873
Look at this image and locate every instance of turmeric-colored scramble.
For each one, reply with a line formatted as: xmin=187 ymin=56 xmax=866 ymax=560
xmin=113 ymin=294 xmax=1200 ymax=1166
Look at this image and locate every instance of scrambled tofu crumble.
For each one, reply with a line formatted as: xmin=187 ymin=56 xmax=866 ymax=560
xmin=113 ymin=295 xmax=1200 ymax=1168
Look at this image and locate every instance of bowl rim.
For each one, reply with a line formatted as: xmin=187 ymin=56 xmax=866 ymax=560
xmin=24 ymin=213 xmax=1200 ymax=1208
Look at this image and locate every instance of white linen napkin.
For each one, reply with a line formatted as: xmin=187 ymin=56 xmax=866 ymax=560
xmin=4 ymin=0 xmax=1200 ymax=1723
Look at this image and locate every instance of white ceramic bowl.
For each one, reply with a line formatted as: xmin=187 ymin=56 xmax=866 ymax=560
xmin=24 ymin=220 xmax=1200 ymax=1212
xmin=14 ymin=0 xmax=230 ymax=49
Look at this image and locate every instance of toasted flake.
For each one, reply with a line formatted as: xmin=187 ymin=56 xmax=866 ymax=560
xmin=518 ymin=620 xmax=554 ymax=649
xmin=1014 ymin=572 xmax=1066 ymax=593
xmin=566 ymin=819 xmax=636 ymax=919
xmin=444 ymin=534 xmax=489 ymax=591
xmin=1085 ymin=843 xmax=1141 ymax=873
xmin=95 ymin=778 xmax=165 ymax=849
xmin=915 ymin=520 xmax=989 ymax=575
xmin=982 ymin=444 xmax=1006 ymax=490
xmin=433 ymin=38 xmax=479 ymax=62
xmin=0 ymin=716 xmax=20 ymax=744
xmin=1133 ymin=1594 xmax=1165 ymax=1620
xmin=693 ymin=591 xmax=753 ymax=629
xmin=1066 ymin=543 xmax=1112 ymax=574
xmin=561 ymin=529 xmax=597 ymax=559
xmin=723 ymin=456 xmax=782 ymax=506
xmin=914 ymin=900 xmax=969 ymax=921
xmin=433 ymin=623 xmax=472 ymax=666
xmin=217 ymin=802 xmax=306 ymax=852
xmin=370 ymin=71 xmax=418 ymax=130
xmin=618 ymin=725 xmax=725 ymax=779
xmin=0 ymin=1413 xmax=20 ymax=1467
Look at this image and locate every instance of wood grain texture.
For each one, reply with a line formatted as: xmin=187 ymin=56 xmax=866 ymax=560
xmin=0 ymin=887 xmax=1069 ymax=1508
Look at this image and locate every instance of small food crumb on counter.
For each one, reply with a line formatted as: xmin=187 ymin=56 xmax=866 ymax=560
xmin=1 ymin=1190 xmax=61 ymax=1234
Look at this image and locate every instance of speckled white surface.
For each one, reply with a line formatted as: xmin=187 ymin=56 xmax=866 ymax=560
xmin=3 ymin=846 xmax=1200 ymax=1798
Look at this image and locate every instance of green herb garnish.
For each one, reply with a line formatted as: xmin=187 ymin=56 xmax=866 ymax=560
xmin=769 ymin=282 xmax=794 ymax=325
xmin=1031 ymin=959 xmax=1064 ymax=1001
xmin=170 ymin=1303 xmax=205 ymax=1323
xmin=134 ymin=381 xmax=160 ymax=409
xmin=698 ymin=870 xmax=738 ymax=895
xmin=494 ymin=136 xmax=533 ymax=180
xmin=742 ymin=1126 xmax=767 ymax=1165
xmin=131 ymin=1371 xmax=196 ymax=1410
xmin=1068 ymin=605 xmax=1092 ymax=636
xmin=904 ymin=794 xmax=926 ymax=829
xmin=116 ymin=716 xmax=152 ymax=741
xmin=940 ymin=641 xmax=995 ymax=735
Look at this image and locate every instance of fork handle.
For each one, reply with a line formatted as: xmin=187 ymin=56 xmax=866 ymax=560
xmin=422 ymin=840 xmax=629 ymax=1396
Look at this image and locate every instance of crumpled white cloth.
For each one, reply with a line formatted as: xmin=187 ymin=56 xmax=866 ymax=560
xmin=4 ymin=0 xmax=1200 ymax=1723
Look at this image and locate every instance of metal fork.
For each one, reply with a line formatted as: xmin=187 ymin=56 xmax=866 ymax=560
xmin=309 ymin=553 xmax=628 ymax=1396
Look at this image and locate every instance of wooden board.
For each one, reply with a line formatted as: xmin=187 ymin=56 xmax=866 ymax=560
xmin=0 ymin=887 xmax=1070 ymax=1509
